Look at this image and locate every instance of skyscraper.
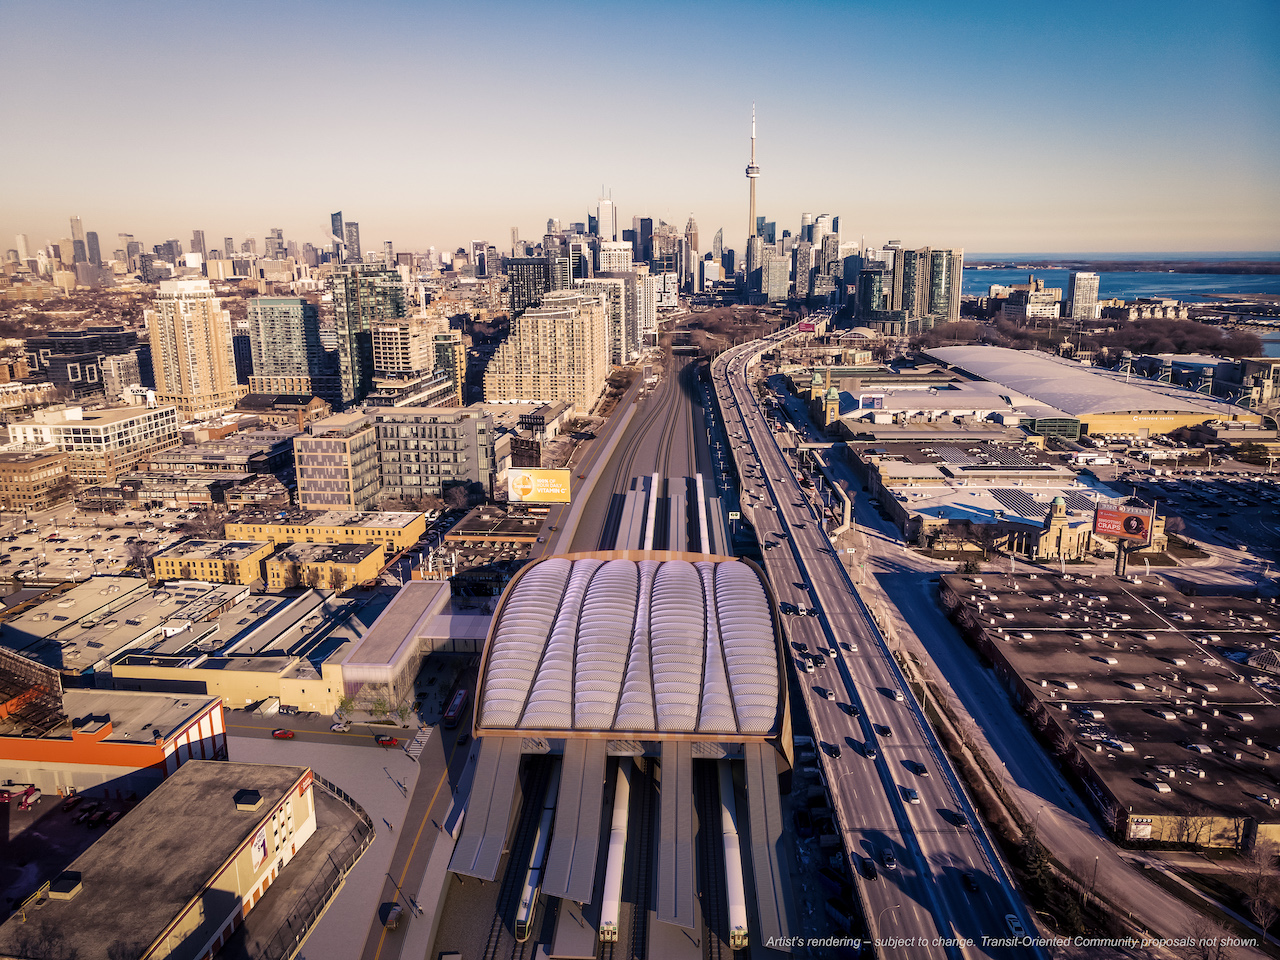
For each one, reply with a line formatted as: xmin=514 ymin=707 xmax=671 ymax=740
xmin=246 ymin=297 xmax=332 ymax=401
xmin=146 ymin=279 xmax=243 ymax=420
xmin=190 ymin=230 xmax=206 ymax=257
xmin=745 ymin=106 xmax=760 ymax=243
xmin=70 ymin=217 xmax=86 ymax=263
xmin=85 ymin=232 xmax=101 ymax=267
xmin=508 ymin=258 xmax=551 ymax=315
xmin=712 ymin=228 xmax=723 ymax=266
xmin=927 ymin=249 xmax=964 ymax=323
xmin=793 ymin=241 xmax=813 ymax=299
xmin=597 ymin=195 xmax=617 ymax=242
xmin=15 ymin=235 xmax=29 ymax=262
xmin=330 ymin=263 xmax=405 ymax=407
xmin=223 ymin=237 xmax=235 ymax=260
xmin=484 ymin=290 xmax=608 ymax=405
xmin=344 ymin=222 xmax=361 ymax=263
xmin=1068 ymin=271 xmax=1100 ymax=322
xmin=330 ymin=211 xmax=344 ymax=253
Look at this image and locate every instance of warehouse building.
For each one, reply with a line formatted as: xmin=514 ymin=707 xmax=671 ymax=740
xmin=264 ymin=541 xmax=383 ymax=591
xmin=941 ymin=573 xmax=1280 ymax=848
xmin=0 ymin=761 xmax=329 ymax=960
xmin=925 ymin=346 xmax=1262 ymax=438
xmin=0 ymin=646 xmax=225 ymax=801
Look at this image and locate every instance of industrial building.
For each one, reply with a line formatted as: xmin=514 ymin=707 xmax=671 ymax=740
xmin=448 ymin=550 xmax=797 ymax=957
xmin=941 ymin=573 xmax=1280 ymax=848
xmin=0 ymin=646 xmax=225 ymax=801
xmin=0 ymin=761 xmax=324 ymax=960
xmin=925 ymin=346 xmax=1262 ymax=437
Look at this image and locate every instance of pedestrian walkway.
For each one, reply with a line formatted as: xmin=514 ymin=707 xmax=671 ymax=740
xmin=405 ymin=727 xmax=432 ymax=761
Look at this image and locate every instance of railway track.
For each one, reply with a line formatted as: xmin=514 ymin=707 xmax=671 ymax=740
xmin=480 ymin=759 xmax=549 ymax=960
xmin=695 ymin=762 xmax=731 ymax=960
xmin=624 ymin=758 xmax=657 ymax=960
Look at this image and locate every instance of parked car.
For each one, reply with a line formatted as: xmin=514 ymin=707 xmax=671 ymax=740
xmin=271 ymin=728 xmax=295 ymax=740
xmin=375 ymin=734 xmax=399 ymax=747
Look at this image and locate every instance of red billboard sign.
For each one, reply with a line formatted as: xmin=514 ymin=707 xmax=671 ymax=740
xmin=798 ymin=322 xmax=815 ymax=333
xmin=1094 ymin=505 xmax=1153 ymax=543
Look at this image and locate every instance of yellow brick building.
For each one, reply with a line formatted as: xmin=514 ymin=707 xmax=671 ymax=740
xmin=225 ymin=509 xmax=426 ymax=557
xmin=151 ymin=540 xmax=275 ymax=585
xmin=264 ymin=542 xmax=384 ymax=592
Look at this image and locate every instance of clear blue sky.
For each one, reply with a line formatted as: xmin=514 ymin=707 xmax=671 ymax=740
xmin=2 ymin=0 xmax=1277 ymax=256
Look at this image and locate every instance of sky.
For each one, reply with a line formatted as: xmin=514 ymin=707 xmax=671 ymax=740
xmin=2 ymin=0 xmax=1278 ymax=257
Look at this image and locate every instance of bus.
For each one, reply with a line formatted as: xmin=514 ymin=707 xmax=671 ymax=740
xmin=442 ymin=688 xmax=470 ymax=729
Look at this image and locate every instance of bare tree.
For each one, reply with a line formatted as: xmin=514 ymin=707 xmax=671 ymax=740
xmin=1184 ymin=913 xmax=1238 ymax=960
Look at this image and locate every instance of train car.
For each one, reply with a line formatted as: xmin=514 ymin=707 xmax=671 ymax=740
xmin=598 ymin=759 xmax=632 ymax=942
xmin=515 ymin=765 xmax=562 ymax=942
xmin=442 ymin=688 xmax=470 ymax=729
xmin=718 ymin=761 xmax=749 ymax=950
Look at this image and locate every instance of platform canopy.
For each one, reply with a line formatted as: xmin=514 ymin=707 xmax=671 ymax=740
xmin=475 ymin=552 xmax=784 ymax=739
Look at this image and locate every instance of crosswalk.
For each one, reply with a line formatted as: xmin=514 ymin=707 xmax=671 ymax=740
xmin=404 ymin=727 xmax=432 ymax=760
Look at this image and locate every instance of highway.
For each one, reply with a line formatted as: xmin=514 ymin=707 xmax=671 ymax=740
xmin=711 ymin=330 xmax=1041 ymax=959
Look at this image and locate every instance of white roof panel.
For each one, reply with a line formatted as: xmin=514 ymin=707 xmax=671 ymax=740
xmin=478 ymin=555 xmax=782 ymax=736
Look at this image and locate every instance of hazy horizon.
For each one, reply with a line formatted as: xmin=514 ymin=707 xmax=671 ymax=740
xmin=3 ymin=0 xmax=1277 ymax=257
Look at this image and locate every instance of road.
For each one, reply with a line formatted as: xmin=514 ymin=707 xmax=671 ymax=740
xmin=711 ymin=331 xmax=1040 ymax=959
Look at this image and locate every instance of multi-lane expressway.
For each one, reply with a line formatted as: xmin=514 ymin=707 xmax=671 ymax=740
xmin=712 ymin=329 xmax=1041 ymax=959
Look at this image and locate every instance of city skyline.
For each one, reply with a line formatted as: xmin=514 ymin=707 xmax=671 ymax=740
xmin=2 ymin=0 xmax=1277 ymax=253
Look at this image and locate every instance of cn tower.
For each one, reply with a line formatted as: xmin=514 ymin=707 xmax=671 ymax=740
xmin=745 ymin=104 xmax=760 ymax=239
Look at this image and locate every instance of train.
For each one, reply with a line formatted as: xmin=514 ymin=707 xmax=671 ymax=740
xmin=597 ymin=758 xmax=632 ymax=942
xmin=718 ymin=761 xmax=749 ymax=951
xmin=514 ymin=764 xmax=562 ymax=942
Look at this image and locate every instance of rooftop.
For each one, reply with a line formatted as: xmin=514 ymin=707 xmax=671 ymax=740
xmin=0 ymin=761 xmax=307 ymax=960
xmin=18 ymin=404 xmax=178 ymax=428
xmin=477 ymin=552 xmax=784 ymax=737
xmin=228 ymin=509 xmax=424 ymax=530
xmin=152 ymin=539 xmax=271 ymax=562
xmin=926 ymin=346 xmax=1256 ymax=419
xmin=273 ymin=541 xmax=382 ymax=565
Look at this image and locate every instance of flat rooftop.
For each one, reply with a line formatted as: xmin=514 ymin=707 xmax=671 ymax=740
xmin=943 ymin=573 xmax=1280 ymax=823
xmin=926 ymin=346 xmax=1256 ymax=420
xmin=341 ymin=579 xmax=452 ymax=672
xmin=153 ymin=539 xmax=271 ymax=562
xmin=2 ymin=688 xmax=220 ymax=745
xmin=0 ymin=761 xmax=307 ymax=960
xmin=274 ymin=541 xmax=382 ymax=564
xmin=228 ymin=509 xmax=424 ymax=530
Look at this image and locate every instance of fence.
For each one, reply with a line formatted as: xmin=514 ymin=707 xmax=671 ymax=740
xmin=246 ymin=774 xmax=375 ymax=960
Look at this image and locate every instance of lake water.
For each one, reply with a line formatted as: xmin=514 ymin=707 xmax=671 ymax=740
xmin=1262 ymin=334 xmax=1280 ymax=358
xmin=962 ymin=268 xmax=1280 ymax=301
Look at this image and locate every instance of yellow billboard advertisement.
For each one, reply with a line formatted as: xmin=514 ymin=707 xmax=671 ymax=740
xmin=508 ymin=468 xmax=572 ymax=503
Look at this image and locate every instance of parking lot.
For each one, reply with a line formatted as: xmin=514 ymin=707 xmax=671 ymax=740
xmin=0 ymin=506 xmax=209 ymax=586
xmin=1122 ymin=473 xmax=1280 ymax=559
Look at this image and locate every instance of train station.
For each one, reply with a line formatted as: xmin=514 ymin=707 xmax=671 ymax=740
xmin=447 ymin=548 xmax=799 ymax=959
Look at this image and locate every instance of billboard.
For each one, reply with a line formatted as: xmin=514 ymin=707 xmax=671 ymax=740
xmin=797 ymin=322 xmax=816 ymax=333
xmin=858 ymin=394 xmax=885 ymax=410
xmin=508 ymin=468 xmax=572 ymax=503
xmin=1094 ymin=501 xmax=1154 ymax=543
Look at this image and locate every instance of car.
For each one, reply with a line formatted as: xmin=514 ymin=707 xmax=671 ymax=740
xmin=1006 ymin=916 xmax=1026 ymax=938
xmin=802 ymin=659 xmax=815 ymax=674
xmin=862 ymin=857 xmax=879 ymax=880
xmin=87 ymin=810 xmax=108 ymax=829
xmin=844 ymin=703 xmax=860 ymax=717
xmin=892 ymin=690 xmax=905 ymax=702
xmin=864 ymin=745 xmax=878 ymax=760
xmin=104 ymin=810 xmax=122 ymax=826
xmin=825 ymin=742 xmax=841 ymax=759
xmin=457 ymin=732 xmax=470 ymax=746
xmin=880 ymin=850 xmax=897 ymax=869
xmin=375 ymin=734 xmax=399 ymax=747
xmin=950 ymin=810 xmax=969 ymax=827
xmin=912 ymin=761 xmax=930 ymax=778
xmin=823 ymin=688 xmax=836 ymax=701
xmin=904 ymin=787 xmax=920 ymax=804
xmin=805 ymin=606 xmax=819 ymax=618
xmin=962 ymin=872 xmax=980 ymax=892
xmin=330 ymin=722 xmax=350 ymax=732
xmin=877 ymin=724 xmax=893 ymax=738
xmin=271 ymin=728 xmax=295 ymax=740
xmin=841 ymin=641 xmax=857 ymax=652
xmin=61 ymin=794 xmax=84 ymax=813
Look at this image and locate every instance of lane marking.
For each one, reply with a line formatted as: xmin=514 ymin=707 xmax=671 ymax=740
xmin=373 ymin=737 xmax=459 ymax=959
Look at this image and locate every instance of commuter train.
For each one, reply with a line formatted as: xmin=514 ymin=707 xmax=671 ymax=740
xmin=718 ymin=760 xmax=749 ymax=951
xmin=514 ymin=765 xmax=562 ymax=942
xmin=598 ymin=758 xmax=633 ymax=942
